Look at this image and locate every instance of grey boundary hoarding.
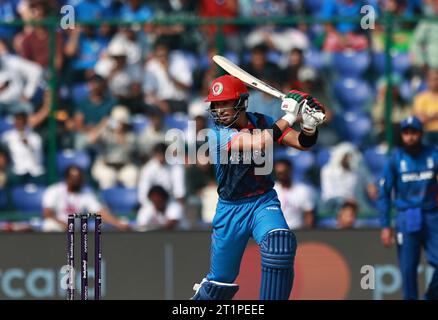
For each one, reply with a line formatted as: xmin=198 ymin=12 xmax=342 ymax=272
xmin=0 ymin=230 xmax=432 ymax=299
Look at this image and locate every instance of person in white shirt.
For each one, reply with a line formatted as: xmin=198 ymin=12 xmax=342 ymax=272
xmin=0 ymin=39 xmax=43 ymax=115
xmin=143 ymin=40 xmax=193 ymax=113
xmin=94 ymin=40 xmax=142 ymax=100
xmin=137 ymin=142 xmax=185 ymax=206
xmin=136 ymin=108 xmax=167 ymax=160
xmin=136 ymin=185 xmax=188 ymax=231
xmin=1 ymin=111 xmax=45 ymax=183
xmin=320 ymin=142 xmax=377 ymax=213
xmin=273 ymin=159 xmax=315 ymax=230
xmin=42 ymin=165 xmax=130 ymax=232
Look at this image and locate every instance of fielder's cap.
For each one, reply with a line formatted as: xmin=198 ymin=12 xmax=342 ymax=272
xmin=400 ymin=116 xmax=423 ymax=132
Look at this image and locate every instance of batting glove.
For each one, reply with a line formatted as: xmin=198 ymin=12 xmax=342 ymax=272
xmin=300 ymin=96 xmax=326 ymax=134
xmin=286 ymin=90 xmax=310 ymax=103
xmin=280 ymin=90 xmax=309 ymax=126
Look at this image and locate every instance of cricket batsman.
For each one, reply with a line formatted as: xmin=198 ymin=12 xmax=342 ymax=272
xmin=191 ymin=75 xmax=325 ymax=300
xmin=378 ymin=116 xmax=438 ymax=300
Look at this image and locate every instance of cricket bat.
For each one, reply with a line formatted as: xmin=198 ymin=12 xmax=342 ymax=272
xmin=212 ymin=55 xmax=286 ymax=99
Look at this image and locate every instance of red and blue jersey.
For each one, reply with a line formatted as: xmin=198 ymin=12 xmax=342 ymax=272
xmin=207 ymin=112 xmax=280 ymax=201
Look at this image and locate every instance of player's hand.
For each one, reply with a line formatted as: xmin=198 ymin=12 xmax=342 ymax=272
xmin=381 ymin=227 xmax=394 ymax=247
xmin=280 ymin=90 xmax=309 ymax=126
xmin=300 ymin=96 xmax=326 ymax=134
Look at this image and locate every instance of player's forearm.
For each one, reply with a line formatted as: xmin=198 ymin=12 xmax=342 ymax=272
xmin=281 ymin=128 xmax=318 ymax=151
xmin=377 ymin=193 xmax=392 ymax=228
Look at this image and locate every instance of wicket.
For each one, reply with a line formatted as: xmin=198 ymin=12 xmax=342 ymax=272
xmin=67 ymin=213 xmax=102 ymax=300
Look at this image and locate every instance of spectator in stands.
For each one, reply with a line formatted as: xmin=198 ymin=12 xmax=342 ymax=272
xmin=0 ymin=38 xmax=43 ymax=115
xmin=413 ymin=68 xmax=438 ymax=144
xmin=0 ymin=0 xmax=19 ymax=41
xmin=273 ymin=159 xmax=316 ymax=229
xmin=119 ymin=0 xmax=153 ymax=22
xmin=64 ymin=25 xmax=110 ymax=84
xmin=372 ymin=74 xmax=411 ymax=142
xmin=137 ymin=142 xmax=186 ymax=206
xmin=411 ymin=1 xmax=438 ymax=69
xmin=281 ymin=48 xmax=307 ymax=91
xmin=72 ymin=74 xmax=116 ymax=149
xmin=94 ymin=40 xmax=142 ymax=102
xmin=184 ymin=146 xmax=215 ymax=226
xmin=372 ymin=0 xmax=415 ymax=54
xmin=243 ymin=0 xmax=309 ymax=54
xmin=153 ymin=0 xmax=198 ymax=52
xmin=187 ymin=77 xmax=210 ymax=119
xmin=136 ymin=108 xmax=167 ymax=161
xmin=136 ymin=185 xmax=188 ymax=231
xmin=199 ymin=0 xmax=241 ymax=52
xmin=1 ymin=111 xmax=45 ymax=185
xmin=70 ymin=0 xmax=106 ymax=21
xmin=42 ymin=165 xmax=129 ymax=232
xmin=337 ymin=200 xmax=358 ymax=229
xmin=0 ymin=148 xmax=10 ymax=188
xmin=185 ymin=114 xmax=208 ymax=155
xmin=242 ymin=44 xmax=280 ymax=82
xmin=90 ymin=105 xmax=138 ymax=189
xmin=15 ymin=0 xmax=63 ymax=69
xmin=320 ymin=142 xmax=377 ymax=213
xmin=107 ymin=27 xmax=143 ymax=67
xmin=143 ymin=40 xmax=193 ymax=114
xmin=319 ymin=0 xmax=368 ymax=52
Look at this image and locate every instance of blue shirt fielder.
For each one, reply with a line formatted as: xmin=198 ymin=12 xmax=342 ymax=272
xmin=192 ymin=75 xmax=326 ymax=300
xmin=378 ymin=116 xmax=438 ymax=300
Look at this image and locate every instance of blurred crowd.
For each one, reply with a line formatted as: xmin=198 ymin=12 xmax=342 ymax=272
xmin=0 ymin=0 xmax=437 ymax=232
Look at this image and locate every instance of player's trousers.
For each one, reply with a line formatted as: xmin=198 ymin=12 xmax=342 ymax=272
xmin=396 ymin=209 xmax=438 ymax=300
xmin=207 ymin=189 xmax=293 ymax=284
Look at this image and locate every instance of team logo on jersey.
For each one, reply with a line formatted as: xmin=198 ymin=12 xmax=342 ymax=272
xmin=212 ymin=82 xmax=223 ymax=96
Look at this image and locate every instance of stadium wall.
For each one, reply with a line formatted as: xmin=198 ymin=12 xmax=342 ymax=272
xmin=0 ymin=231 xmax=432 ymax=300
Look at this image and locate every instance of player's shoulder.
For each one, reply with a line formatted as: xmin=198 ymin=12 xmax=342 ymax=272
xmin=388 ymin=146 xmax=404 ymax=160
xmin=247 ymin=112 xmax=274 ymax=127
xmin=423 ymin=145 xmax=438 ymax=158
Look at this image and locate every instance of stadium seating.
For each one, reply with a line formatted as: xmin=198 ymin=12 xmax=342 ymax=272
xmin=337 ymin=112 xmax=372 ymax=145
xmin=304 ymin=0 xmax=324 ymax=15
xmin=332 ymin=51 xmax=370 ymax=78
xmin=0 ymin=188 xmax=8 ymax=210
xmin=304 ymin=49 xmax=327 ymax=70
xmin=101 ymin=187 xmax=138 ymax=217
xmin=274 ymin=147 xmax=315 ymax=180
xmin=56 ymin=149 xmax=91 ymax=176
xmin=164 ymin=113 xmax=189 ymax=131
xmin=131 ymin=114 xmax=150 ymax=133
xmin=0 ymin=116 xmax=14 ymax=135
xmin=11 ymin=184 xmax=45 ymax=214
xmin=70 ymin=83 xmax=89 ymax=104
xmin=333 ymin=77 xmax=372 ymax=110
xmin=363 ymin=144 xmax=388 ymax=179
xmin=373 ymin=52 xmax=411 ymax=76
xmin=315 ymin=147 xmax=331 ymax=167
xmin=224 ymin=51 xmax=240 ymax=65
